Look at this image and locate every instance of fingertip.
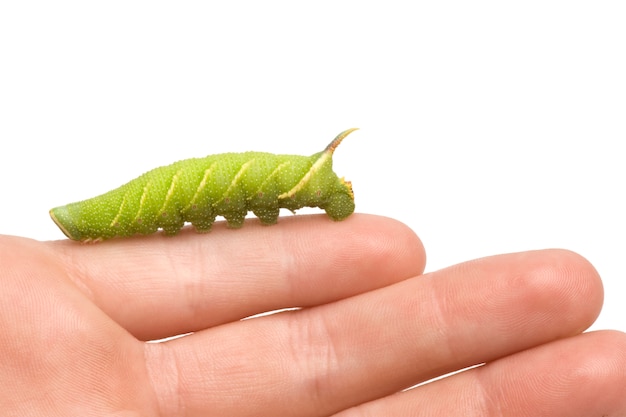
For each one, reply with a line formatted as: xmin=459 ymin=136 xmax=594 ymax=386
xmin=537 ymin=249 xmax=604 ymax=332
xmin=479 ymin=249 xmax=605 ymax=337
xmin=343 ymin=213 xmax=426 ymax=277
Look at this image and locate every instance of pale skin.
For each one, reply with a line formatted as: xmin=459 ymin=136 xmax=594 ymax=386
xmin=2 ymin=214 xmax=626 ymax=416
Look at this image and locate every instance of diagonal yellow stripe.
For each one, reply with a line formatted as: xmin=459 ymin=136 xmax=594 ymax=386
xmin=278 ymin=152 xmax=330 ymax=199
xmin=158 ymin=169 xmax=183 ymax=214
xmin=185 ymin=163 xmax=216 ymax=211
xmin=217 ymin=159 xmax=256 ymax=204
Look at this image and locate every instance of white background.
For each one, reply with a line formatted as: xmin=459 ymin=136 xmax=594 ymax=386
xmin=1 ymin=2 xmax=624 ymax=332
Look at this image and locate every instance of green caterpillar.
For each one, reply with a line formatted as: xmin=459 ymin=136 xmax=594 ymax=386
xmin=50 ymin=128 xmax=358 ymax=242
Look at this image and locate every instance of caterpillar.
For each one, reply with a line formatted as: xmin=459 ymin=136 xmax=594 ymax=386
xmin=50 ymin=128 xmax=358 ymax=242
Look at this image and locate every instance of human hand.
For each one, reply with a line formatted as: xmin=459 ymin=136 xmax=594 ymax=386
xmin=1 ymin=214 xmax=625 ymax=416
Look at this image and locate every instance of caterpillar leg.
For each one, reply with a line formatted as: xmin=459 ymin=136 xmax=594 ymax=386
xmin=185 ymin=206 xmax=216 ymax=233
xmin=253 ymin=207 xmax=280 ymax=225
xmin=159 ymin=211 xmax=185 ymax=236
xmin=192 ymin=218 xmax=215 ymax=233
xmin=323 ymin=193 xmax=355 ymax=221
xmin=161 ymin=221 xmax=185 ymax=236
xmin=223 ymin=210 xmax=247 ymax=228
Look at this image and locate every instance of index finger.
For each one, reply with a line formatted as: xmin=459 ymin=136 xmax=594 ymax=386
xmin=46 ymin=214 xmax=425 ymax=340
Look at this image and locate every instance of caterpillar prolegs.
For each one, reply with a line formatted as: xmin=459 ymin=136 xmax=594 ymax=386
xmin=49 ymin=128 xmax=358 ymax=242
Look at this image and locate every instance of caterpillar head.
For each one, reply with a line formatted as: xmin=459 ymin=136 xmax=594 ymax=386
xmin=323 ymin=176 xmax=355 ymax=221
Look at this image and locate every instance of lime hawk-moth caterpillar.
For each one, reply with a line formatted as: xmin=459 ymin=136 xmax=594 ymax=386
xmin=50 ymin=128 xmax=358 ymax=242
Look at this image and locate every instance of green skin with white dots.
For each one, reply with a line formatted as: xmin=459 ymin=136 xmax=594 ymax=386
xmin=49 ymin=128 xmax=357 ymax=242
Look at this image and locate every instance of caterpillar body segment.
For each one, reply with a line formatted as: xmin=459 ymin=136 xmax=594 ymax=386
xmin=49 ymin=128 xmax=358 ymax=242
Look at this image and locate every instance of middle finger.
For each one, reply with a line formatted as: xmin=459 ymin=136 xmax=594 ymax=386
xmin=146 ymin=249 xmax=603 ymax=417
